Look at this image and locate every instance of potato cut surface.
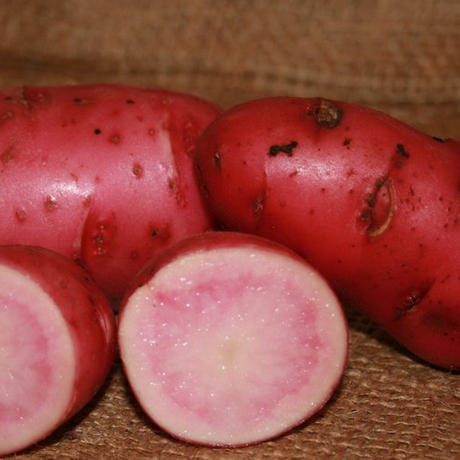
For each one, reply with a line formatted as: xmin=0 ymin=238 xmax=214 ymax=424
xmin=119 ymin=245 xmax=347 ymax=446
xmin=0 ymin=265 xmax=75 ymax=456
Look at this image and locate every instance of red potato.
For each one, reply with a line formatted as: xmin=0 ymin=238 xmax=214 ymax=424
xmin=0 ymin=245 xmax=116 ymax=457
xmin=0 ymin=84 xmax=221 ymax=304
xmin=118 ymin=231 xmax=348 ymax=447
xmin=194 ymin=97 xmax=460 ymax=370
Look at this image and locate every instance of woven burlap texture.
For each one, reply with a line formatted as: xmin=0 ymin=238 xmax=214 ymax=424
xmin=1 ymin=1 xmax=459 ymax=459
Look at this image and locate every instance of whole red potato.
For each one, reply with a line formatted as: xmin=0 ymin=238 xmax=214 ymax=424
xmin=194 ymin=96 xmax=460 ymax=370
xmin=0 ymin=84 xmax=221 ymax=304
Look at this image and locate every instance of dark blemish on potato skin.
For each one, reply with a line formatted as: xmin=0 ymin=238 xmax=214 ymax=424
xmin=395 ymin=281 xmax=434 ymax=320
xmin=432 ymin=136 xmax=445 ymax=143
xmin=268 ymin=141 xmax=298 ymax=157
xmin=111 ymin=135 xmax=121 ymax=144
xmin=396 ymin=143 xmax=410 ymax=159
xmin=395 ymin=144 xmax=410 ymax=169
xmin=132 ymin=163 xmax=143 ymax=178
xmin=94 ymin=129 xmax=102 ymax=135
xmin=44 ymin=196 xmax=58 ymax=211
xmin=15 ymin=208 xmax=27 ymax=222
xmin=126 ymin=99 xmax=136 ymax=104
xmin=73 ymin=97 xmax=94 ymax=106
xmin=149 ymin=224 xmax=171 ymax=241
xmin=360 ymin=209 xmax=371 ymax=221
xmin=343 ymin=138 xmax=351 ymax=148
xmin=365 ymin=193 xmax=375 ymax=207
xmin=314 ymin=100 xmax=343 ymax=129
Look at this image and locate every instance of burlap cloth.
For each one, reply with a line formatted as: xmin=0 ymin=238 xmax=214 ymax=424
xmin=1 ymin=1 xmax=459 ymax=459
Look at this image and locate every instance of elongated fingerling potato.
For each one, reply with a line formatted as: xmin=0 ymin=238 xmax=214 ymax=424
xmin=194 ymin=96 xmax=460 ymax=370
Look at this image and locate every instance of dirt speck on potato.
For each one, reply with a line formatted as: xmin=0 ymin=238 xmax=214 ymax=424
xmin=268 ymin=141 xmax=298 ymax=157
xmin=148 ymin=224 xmax=171 ymax=241
xmin=44 ymin=195 xmax=58 ymax=211
xmin=132 ymin=163 xmax=144 ymax=178
xmin=395 ymin=281 xmax=434 ymax=319
xmin=15 ymin=208 xmax=27 ymax=222
xmin=314 ymin=100 xmax=343 ymax=129
xmin=343 ymin=138 xmax=352 ymax=148
xmin=73 ymin=97 xmax=94 ymax=106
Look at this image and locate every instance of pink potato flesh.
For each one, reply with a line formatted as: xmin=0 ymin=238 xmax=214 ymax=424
xmin=0 ymin=246 xmax=116 ymax=456
xmin=118 ymin=232 xmax=348 ymax=447
xmin=194 ymin=97 xmax=460 ymax=370
xmin=0 ymin=84 xmax=221 ymax=303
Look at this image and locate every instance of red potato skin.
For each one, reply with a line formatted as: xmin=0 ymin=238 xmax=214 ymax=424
xmin=0 ymin=245 xmax=117 ymax=445
xmin=119 ymin=231 xmax=349 ymax=447
xmin=0 ymin=84 xmax=221 ymax=304
xmin=194 ymin=97 xmax=460 ymax=370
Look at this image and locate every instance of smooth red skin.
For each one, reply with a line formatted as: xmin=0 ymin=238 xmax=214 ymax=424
xmin=0 ymin=246 xmax=117 ymax=436
xmin=119 ymin=231 xmax=349 ymax=446
xmin=194 ymin=97 xmax=460 ymax=370
xmin=0 ymin=84 xmax=221 ymax=303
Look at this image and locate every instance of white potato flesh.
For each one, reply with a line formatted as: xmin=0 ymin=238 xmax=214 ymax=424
xmin=119 ymin=246 xmax=347 ymax=446
xmin=0 ymin=265 xmax=75 ymax=456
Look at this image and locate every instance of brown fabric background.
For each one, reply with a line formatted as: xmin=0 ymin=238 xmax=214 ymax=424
xmin=1 ymin=0 xmax=459 ymax=459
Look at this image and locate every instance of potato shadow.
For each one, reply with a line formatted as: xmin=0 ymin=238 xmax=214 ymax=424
xmin=344 ymin=305 xmax=460 ymax=374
